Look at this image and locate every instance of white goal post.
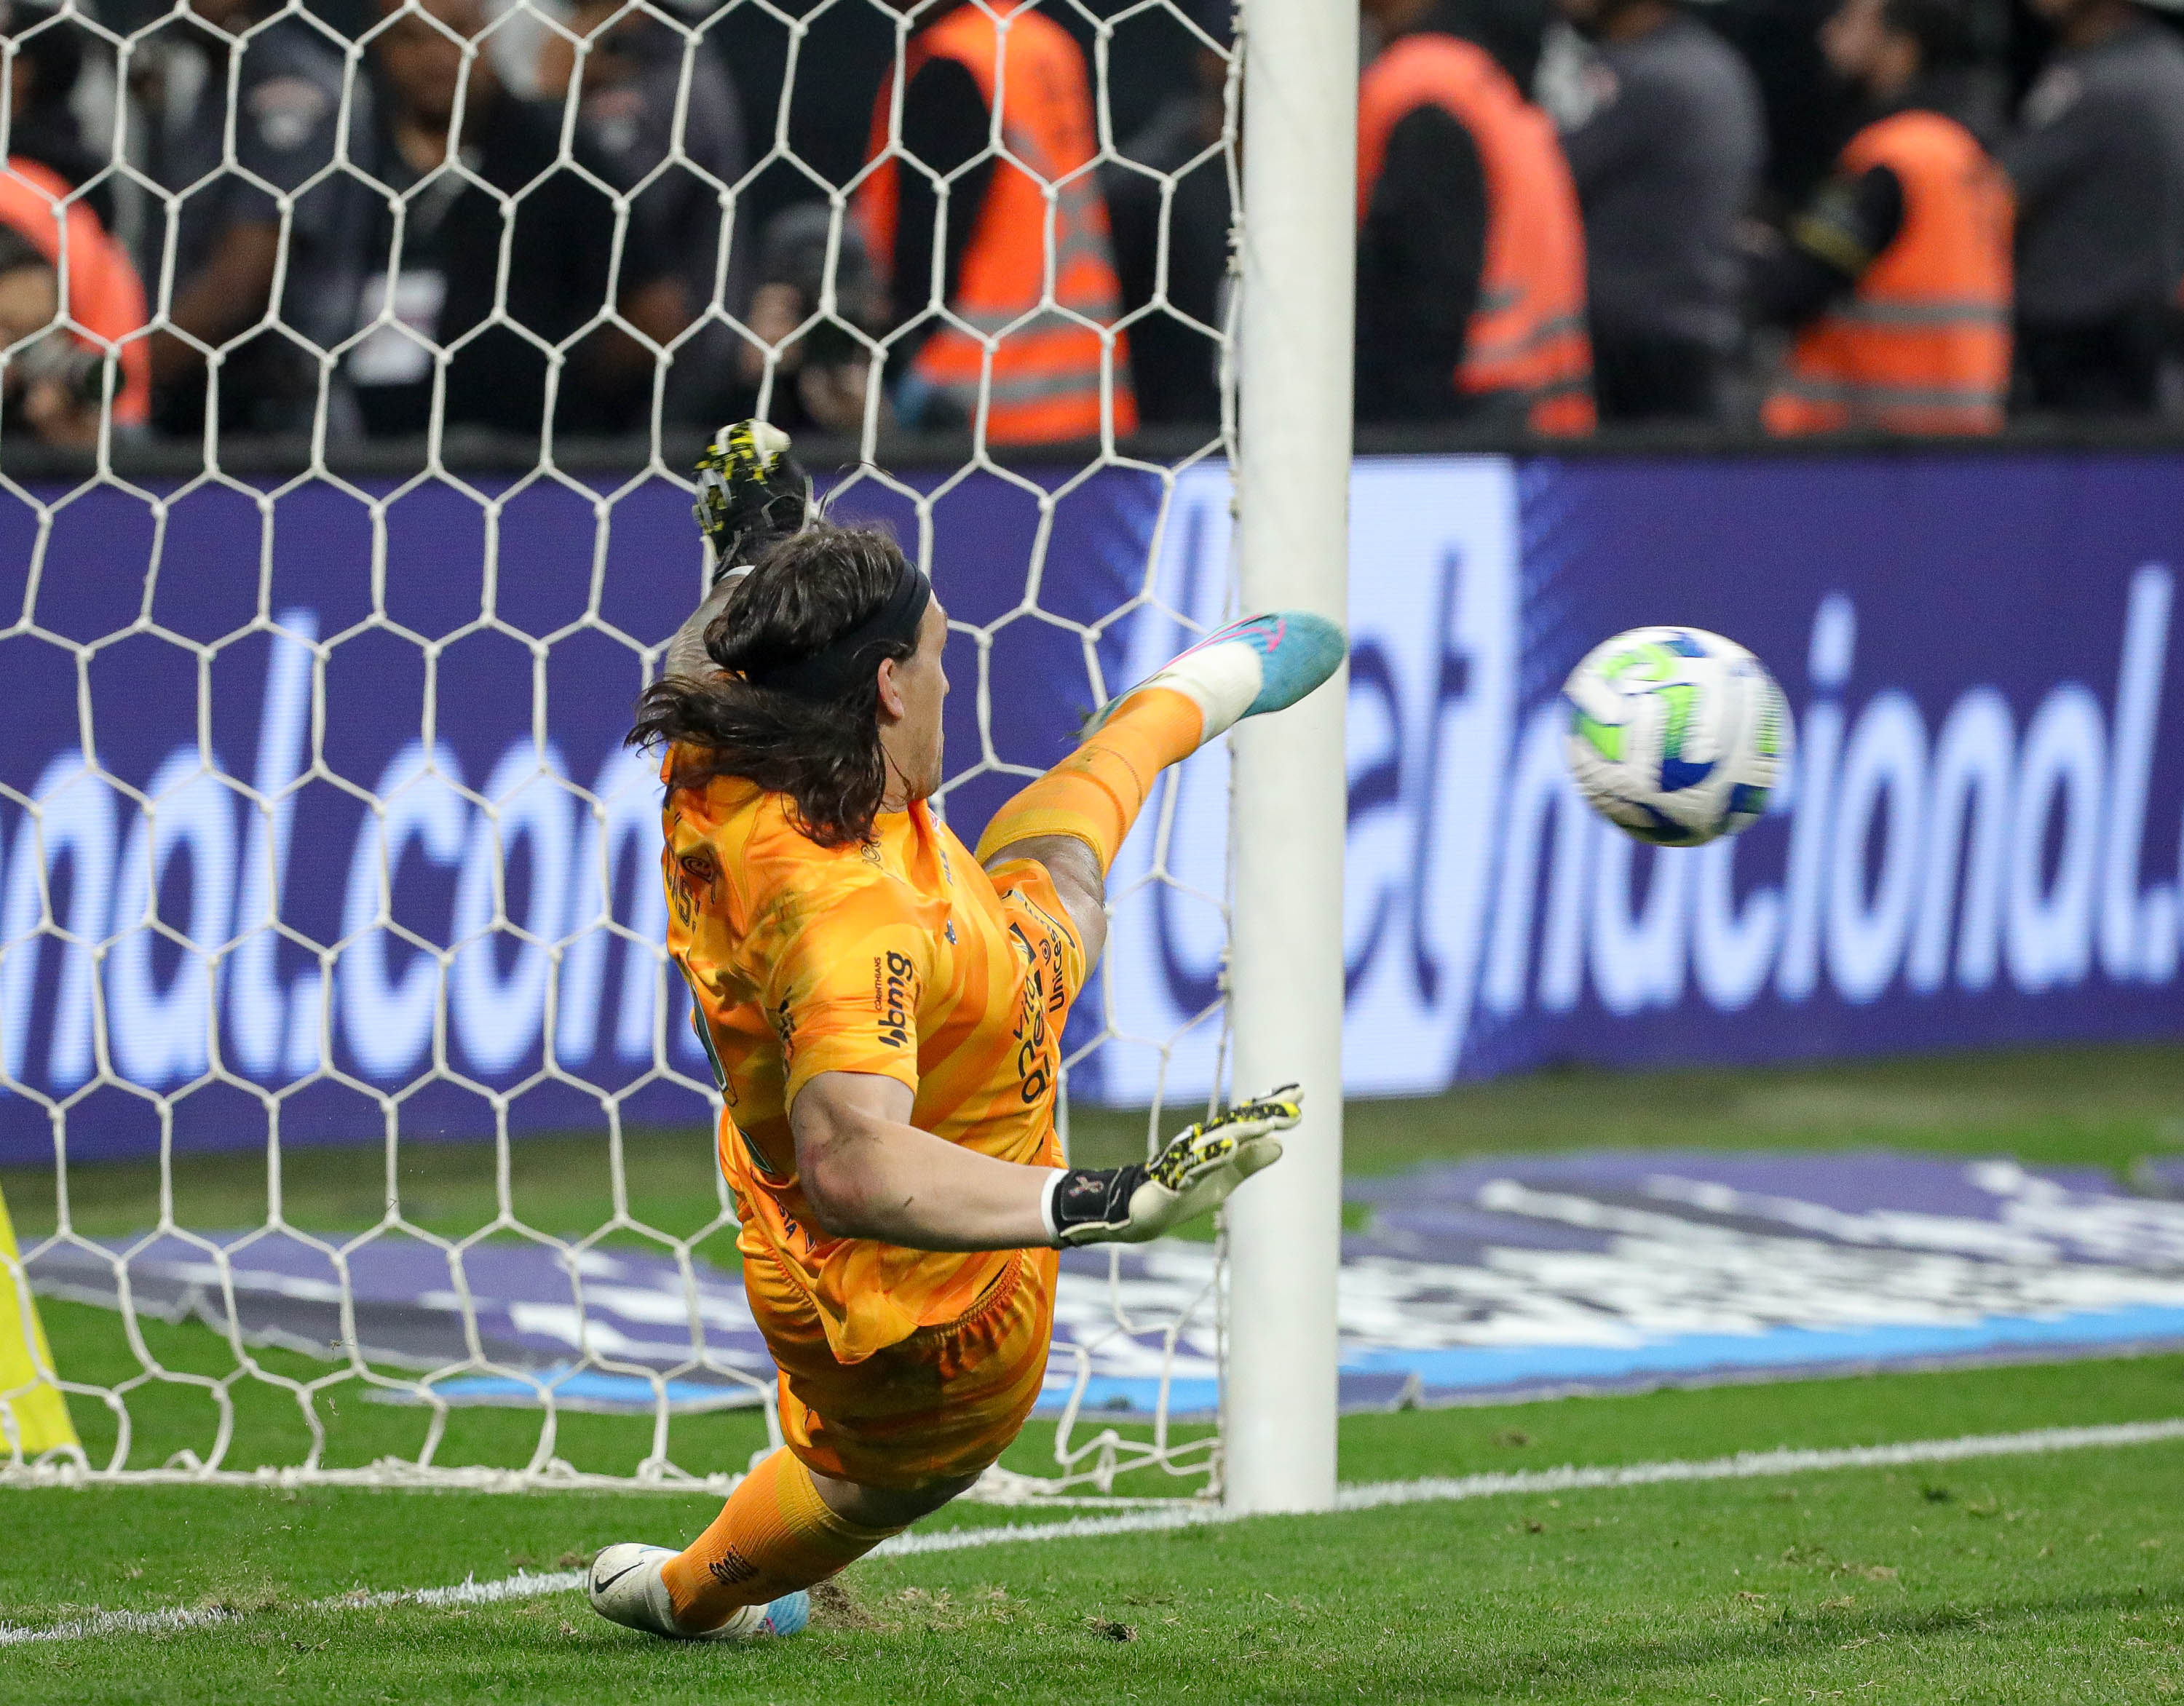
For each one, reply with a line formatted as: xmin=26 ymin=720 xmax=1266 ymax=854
xmin=0 ymin=0 xmax=1351 ymax=1507
xmin=1224 ymin=0 xmax=1353 ymax=1515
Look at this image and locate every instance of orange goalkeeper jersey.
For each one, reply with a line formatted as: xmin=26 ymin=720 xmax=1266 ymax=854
xmin=662 ymin=759 xmax=1077 ymax=1365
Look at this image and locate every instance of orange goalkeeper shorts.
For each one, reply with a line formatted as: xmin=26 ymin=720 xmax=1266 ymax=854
xmin=745 ymin=1240 xmax=1058 ymax=1491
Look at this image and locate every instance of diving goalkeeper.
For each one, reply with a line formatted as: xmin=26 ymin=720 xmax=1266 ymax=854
xmin=589 ymin=424 xmax=1345 ymax=1642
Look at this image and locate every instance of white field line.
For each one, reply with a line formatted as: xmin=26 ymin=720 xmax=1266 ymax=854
xmin=6 ymin=1416 xmax=2182 ymax=1647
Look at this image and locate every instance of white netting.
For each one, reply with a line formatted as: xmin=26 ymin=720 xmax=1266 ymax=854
xmin=0 ymin=0 xmax=1243 ymax=1497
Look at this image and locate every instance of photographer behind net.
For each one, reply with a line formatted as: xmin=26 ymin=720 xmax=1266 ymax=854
xmin=735 ymin=203 xmax=888 ymax=436
xmin=0 ymin=223 xmax=113 ymax=449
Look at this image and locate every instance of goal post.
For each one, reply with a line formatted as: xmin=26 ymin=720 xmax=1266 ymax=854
xmin=1223 ymin=0 xmax=1356 ymax=1516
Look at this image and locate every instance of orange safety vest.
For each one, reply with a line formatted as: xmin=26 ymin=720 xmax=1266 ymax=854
xmin=858 ymin=2 xmax=1136 ymax=445
xmin=0 ymin=157 xmax=151 ymax=427
xmin=1764 ymin=110 xmax=2013 ymax=436
xmin=1357 ymin=33 xmax=1594 ymax=435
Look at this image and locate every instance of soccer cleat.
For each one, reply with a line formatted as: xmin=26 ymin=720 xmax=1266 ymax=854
xmin=1087 ymin=611 xmax=1347 ymax=747
xmin=692 ymin=419 xmax=812 ymax=584
xmin=587 ymin=1542 xmax=811 ymax=1641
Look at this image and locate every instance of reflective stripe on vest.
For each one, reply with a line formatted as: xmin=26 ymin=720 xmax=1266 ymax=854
xmin=1764 ymin=111 xmax=2013 ymax=437
xmin=858 ymin=3 xmax=1135 ymax=445
xmin=1357 ymin=33 xmax=1594 ymax=437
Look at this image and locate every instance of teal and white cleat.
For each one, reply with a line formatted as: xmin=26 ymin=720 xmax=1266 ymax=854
xmin=1089 ymin=611 xmax=1348 ymax=745
xmin=587 ymin=1542 xmax=810 ymax=1641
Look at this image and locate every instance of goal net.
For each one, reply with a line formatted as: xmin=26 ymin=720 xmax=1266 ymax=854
xmin=0 ymin=0 xmax=1253 ymax=1498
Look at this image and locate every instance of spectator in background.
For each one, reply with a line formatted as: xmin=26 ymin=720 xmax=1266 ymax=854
xmin=536 ymin=1 xmax=749 ymax=416
xmin=1754 ymin=0 xmax=2011 ymax=434
xmin=2002 ymin=0 xmax=2184 ymax=416
xmin=1709 ymin=0 xmax=1842 ymax=213
xmin=1356 ymin=0 xmax=1595 ymax=433
xmin=1103 ymin=0 xmax=1233 ymax=427
xmin=346 ymin=0 xmax=685 ymax=440
xmin=735 ymin=201 xmax=887 ymax=433
xmin=0 ymin=221 xmax=108 ymax=445
xmin=136 ymin=0 xmax=363 ymax=436
xmin=2 ymin=0 xmax=114 ymax=230
xmin=0 ymin=155 xmax=151 ymax=433
xmin=855 ymin=0 xmax=1136 ymax=444
xmin=1554 ymin=0 xmax=1763 ymax=420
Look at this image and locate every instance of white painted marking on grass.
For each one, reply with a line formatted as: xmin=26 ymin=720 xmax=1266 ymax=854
xmin=0 ymin=1571 xmax=606 ymax=1646
xmin=1329 ymin=1416 xmax=2184 ymax=1510
xmin=0 ymin=1604 xmax=239 ymax=1646
xmin=7 ymin=1417 xmax=2183 ymax=1646
xmin=874 ymin=1501 xmax=1227 ymax=1556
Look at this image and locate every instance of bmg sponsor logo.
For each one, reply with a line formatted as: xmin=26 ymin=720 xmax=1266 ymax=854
xmin=874 ymin=949 xmax=917 ymax=1050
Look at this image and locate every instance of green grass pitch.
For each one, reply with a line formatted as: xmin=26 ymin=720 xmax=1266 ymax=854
xmin=5 ymin=1042 xmax=2184 ymax=1702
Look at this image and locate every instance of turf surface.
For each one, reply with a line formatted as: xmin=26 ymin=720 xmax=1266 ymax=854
xmin=8 ymin=1043 xmax=2184 ymax=1699
xmin=5 ymin=1359 xmax=2184 ymax=1701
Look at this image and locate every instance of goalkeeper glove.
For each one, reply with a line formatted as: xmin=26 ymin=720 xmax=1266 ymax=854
xmin=1043 ymin=1084 xmax=1300 ymax=1248
xmin=692 ymin=419 xmax=811 ymax=585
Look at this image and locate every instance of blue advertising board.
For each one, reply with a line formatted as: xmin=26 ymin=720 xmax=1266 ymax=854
xmin=1102 ymin=454 xmax=2184 ymax=1099
xmin=1 ymin=453 xmax=2179 ymax=1162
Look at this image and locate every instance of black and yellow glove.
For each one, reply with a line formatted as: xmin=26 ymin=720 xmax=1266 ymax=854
xmin=1044 ymin=1084 xmax=1300 ymax=1247
xmin=692 ymin=419 xmax=810 ymax=584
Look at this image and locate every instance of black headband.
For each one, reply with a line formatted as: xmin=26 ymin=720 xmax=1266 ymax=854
xmin=743 ymin=561 xmax=932 ymax=702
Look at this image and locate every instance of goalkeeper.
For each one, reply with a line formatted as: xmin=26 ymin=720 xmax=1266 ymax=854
xmin=590 ymin=424 xmax=1344 ymax=1643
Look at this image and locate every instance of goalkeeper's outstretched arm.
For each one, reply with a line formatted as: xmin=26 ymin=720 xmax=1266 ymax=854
xmin=665 ymin=421 xmax=813 ymax=681
xmin=791 ymin=1071 xmax=1297 ymax=1250
xmin=665 ymin=575 xmax=738 ymax=683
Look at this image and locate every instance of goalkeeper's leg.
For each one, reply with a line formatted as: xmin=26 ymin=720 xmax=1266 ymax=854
xmin=588 ymin=1448 xmax=964 ymax=1641
xmin=591 ymin=1247 xmax=1050 ymax=1640
xmin=974 ymin=610 xmax=1348 ymax=958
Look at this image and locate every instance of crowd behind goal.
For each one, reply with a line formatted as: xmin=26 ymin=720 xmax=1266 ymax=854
xmin=4 ymin=0 xmax=2184 ymax=456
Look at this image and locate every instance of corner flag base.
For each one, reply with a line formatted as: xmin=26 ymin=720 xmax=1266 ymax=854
xmin=0 ymin=1183 xmax=77 ymax=1460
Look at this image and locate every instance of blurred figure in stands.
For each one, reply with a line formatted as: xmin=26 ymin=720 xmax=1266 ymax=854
xmin=2002 ymin=0 xmax=2184 ymax=416
xmin=0 ymin=223 xmax=115 ymax=445
xmin=1 ymin=158 xmax=151 ymax=437
xmin=135 ymin=0 xmax=363 ymax=435
xmin=856 ymin=0 xmax=1136 ymax=444
xmin=1555 ymin=0 xmax=1763 ymax=420
xmin=2 ymin=0 xmax=114 ymax=229
xmin=735 ymin=201 xmax=887 ymax=434
xmin=1754 ymin=0 xmax=2011 ymax=435
xmin=1355 ymin=0 xmax=1596 ymax=434
xmin=346 ymin=0 xmax=684 ymax=440
xmin=536 ymin=1 xmax=749 ymax=418
xmin=1102 ymin=0 xmax=1233 ymax=426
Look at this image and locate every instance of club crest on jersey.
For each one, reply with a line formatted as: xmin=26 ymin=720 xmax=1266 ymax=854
xmin=668 ymin=848 xmax=720 ymax=925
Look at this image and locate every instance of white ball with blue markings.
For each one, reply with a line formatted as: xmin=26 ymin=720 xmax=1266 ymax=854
xmin=1562 ymin=626 xmax=1791 ymax=846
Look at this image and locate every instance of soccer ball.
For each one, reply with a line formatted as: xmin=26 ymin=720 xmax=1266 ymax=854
xmin=1562 ymin=626 xmax=1792 ymax=847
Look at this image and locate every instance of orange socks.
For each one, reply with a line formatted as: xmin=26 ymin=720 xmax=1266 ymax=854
xmin=660 ymin=1448 xmax=905 ymax=1632
xmin=973 ymin=686 xmax=1206 ymax=874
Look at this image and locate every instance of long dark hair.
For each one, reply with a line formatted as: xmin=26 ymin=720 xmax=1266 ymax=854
xmin=628 ymin=523 xmax=917 ymax=847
